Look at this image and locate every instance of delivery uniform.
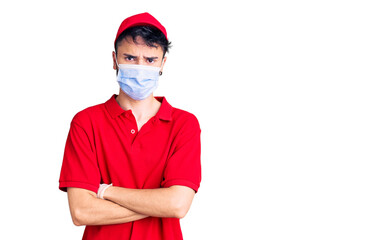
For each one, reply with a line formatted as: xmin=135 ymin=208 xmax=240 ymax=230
xmin=59 ymin=94 xmax=201 ymax=239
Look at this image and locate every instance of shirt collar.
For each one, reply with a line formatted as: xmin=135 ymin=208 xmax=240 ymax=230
xmin=105 ymin=94 xmax=173 ymax=121
xmin=154 ymin=96 xmax=173 ymax=121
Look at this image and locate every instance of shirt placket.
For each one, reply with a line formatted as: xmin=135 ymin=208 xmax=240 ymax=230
xmin=124 ymin=111 xmax=156 ymax=146
xmin=123 ymin=111 xmax=139 ymax=145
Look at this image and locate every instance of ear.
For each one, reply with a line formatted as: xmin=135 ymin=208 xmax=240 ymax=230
xmin=159 ymin=56 xmax=167 ymax=75
xmin=112 ymin=51 xmax=117 ymax=70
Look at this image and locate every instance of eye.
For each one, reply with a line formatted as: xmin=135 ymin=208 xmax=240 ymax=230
xmin=146 ymin=58 xmax=156 ymax=64
xmin=125 ymin=56 xmax=135 ymax=61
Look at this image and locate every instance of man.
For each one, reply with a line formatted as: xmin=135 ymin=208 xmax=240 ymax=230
xmin=59 ymin=12 xmax=201 ymax=240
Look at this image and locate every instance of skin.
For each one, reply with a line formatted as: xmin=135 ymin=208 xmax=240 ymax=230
xmin=113 ymin=35 xmax=167 ymax=130
xmin=67 ymin=35 xmax=196 ymax=226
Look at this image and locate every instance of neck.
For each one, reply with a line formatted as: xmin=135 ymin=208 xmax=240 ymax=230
xmin=116 ymin=90 xmax=159 ymax=120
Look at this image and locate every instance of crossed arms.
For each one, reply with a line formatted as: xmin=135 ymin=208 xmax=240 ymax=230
xmin=67 ymin=185 xmax=195 ymax=226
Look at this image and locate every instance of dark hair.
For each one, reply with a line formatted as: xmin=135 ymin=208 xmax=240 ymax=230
xmin=115 ymin=25 xmax=172 ymax=57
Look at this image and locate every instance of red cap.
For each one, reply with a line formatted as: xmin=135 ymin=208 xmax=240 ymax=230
xmin=114 ymin=12 xmax=167 ymax=47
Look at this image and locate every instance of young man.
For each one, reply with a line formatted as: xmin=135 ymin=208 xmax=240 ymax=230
xmin=59 ymin=12 xmax=201 ymax=240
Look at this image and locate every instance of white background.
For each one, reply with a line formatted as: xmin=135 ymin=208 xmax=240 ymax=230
xmin=0 ymin=0 xmax=390 ymax=239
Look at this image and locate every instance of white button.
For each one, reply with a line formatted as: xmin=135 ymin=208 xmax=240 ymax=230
xmin=131 ymin=129 xmax=136 ymax=134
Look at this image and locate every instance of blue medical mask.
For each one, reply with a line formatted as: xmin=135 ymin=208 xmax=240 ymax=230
xmin=116 ymin=63 xmax=161 ymax=100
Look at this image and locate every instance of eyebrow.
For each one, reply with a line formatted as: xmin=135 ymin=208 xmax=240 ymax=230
xmin=123 ymin=53 xmax=137 ymax=59
xmin=145 ymin=56 xmax=159 ymax=60
xmin=123 ymin=53 xmax=159 ymax=60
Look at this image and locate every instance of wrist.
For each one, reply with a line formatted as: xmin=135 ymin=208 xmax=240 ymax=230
xmin=97 ymin=183 xmax=112 ymax=200
xmin=103 ymin=185 xmax=114 ymax=200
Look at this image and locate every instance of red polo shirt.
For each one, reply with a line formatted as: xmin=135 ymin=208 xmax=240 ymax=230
xmin=59 ymin=95 xmax=201 ymax=240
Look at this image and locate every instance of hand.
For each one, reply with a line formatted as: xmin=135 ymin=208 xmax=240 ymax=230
xmin=97 ymin=183 xmax=112 ymax=200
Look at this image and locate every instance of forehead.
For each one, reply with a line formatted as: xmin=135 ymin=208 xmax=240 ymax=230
xmin=117 ymin=36 xmax=163 ymax=55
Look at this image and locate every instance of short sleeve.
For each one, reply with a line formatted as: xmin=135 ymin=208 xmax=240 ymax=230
xmin=161 ymin=115 xmax=201 ymax=192
xmin=59 ymin=118 xmax=101 ymax=193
